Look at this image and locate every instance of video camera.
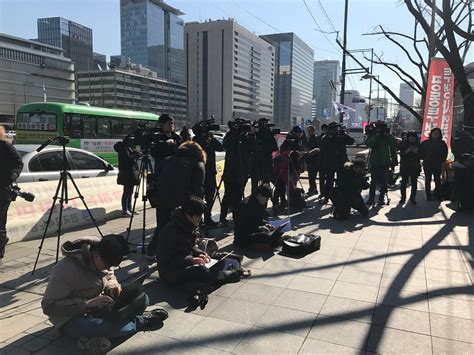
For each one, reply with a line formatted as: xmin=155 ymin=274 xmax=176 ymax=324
xmin=253 ymin=118 xmax=281 ymax=135
xmin=9 ymin=185 xmax=35 ymax=202
xmin=228 ymin=117 xmax=252 ymax=135
xmin=328 ymin=122 xmax=346 ymax=136
xmin=365 ymin=120 xmax=390 ymax=137
xmin=192 ymin=117 xmax=220 ymax=135
xmin=131 ymin=123 xmax=162 ymax=153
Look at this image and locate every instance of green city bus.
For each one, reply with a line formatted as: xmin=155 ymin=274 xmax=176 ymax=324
xmin=15 ymin=102 xmax=160 ymax=165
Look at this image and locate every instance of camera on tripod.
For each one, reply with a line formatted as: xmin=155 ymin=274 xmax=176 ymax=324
xmin=228 ymin=118 xmax=252 ymax=135
xmin=365 ymin=120 xmax=390 ymax=137
xmin=253 ymin=118 xmax=281 ymax=135
xmin=9 ymin=185 xmax=35 ymax=202
xmin=132 ymin=123 xmax=162 ymax=153
xmin=192 ymin=117 xmax=220 ymax=135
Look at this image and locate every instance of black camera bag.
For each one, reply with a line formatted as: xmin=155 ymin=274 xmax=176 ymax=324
xmin=282 ymin=234 xmax=321 ymax=256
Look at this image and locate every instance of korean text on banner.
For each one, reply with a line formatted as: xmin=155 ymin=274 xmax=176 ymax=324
xmin=421 ymin=58 xmax=454 ymax=148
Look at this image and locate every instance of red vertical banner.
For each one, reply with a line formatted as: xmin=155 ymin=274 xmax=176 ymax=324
xmin=422 ymin=58 xmax=454 ymax=148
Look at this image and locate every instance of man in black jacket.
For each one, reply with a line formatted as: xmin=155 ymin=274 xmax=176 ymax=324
xmin=0 ymin=126 xmax=24 ymax=259
xmin=234 ymin=185 xmax=282 ymax=248
xmin=219 ymin=127 xmax=257 ymax=224
xmin=150 ymin=114 xmax=182 ymax=172
xmin=114 ymin=136 xmax=139 ymax=216
xmin=420 ymin=128 xmax=448 ymax=200
xmin=305 ymin=125 xmax=320 ymax=196
xmin=147 ymin=141 xmax=206 ymax=257
xmin=193 ymin=126 xmax=224 ymax=227
xmin=320 ymin=123 xmax=355 ymax=201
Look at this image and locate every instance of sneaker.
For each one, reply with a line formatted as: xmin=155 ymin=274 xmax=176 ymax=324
xmin=77 ymin=336 xmax=111 ymax=353
xmin=399 ymin=198 xmax=406 ymax=205
xmin=122 ymin=210 xmax=132 ymax=217
xmin=141 ymin=308 xmax=169 ymax=329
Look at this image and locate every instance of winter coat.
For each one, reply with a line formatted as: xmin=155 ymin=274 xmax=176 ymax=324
xmin=114 ymin=142 xmax=139 ymax=186
xmin=452 ymin=132 xmax=474 ymax=161
xmin=222 ymin=131 xmax=257 ymax=184
xmin=234 ymin=196 xmax=266 ymax=247
xmin=0 ymin=140 xmax=23 ymax=201
xmin=151 ymin=131 xmax=183 ymax=170
xmin=305 ymin=134 xmax=321 ymax=168
xmin=399 ymin=141 xmax=421 ymax=177
xmin=249 ymin=132 xmax=278 ymax=181
xmin=273 ymin=150 xmax=300 ymax=188
xmin=193 ymin=134 xmax=223 ymax=176
xmin=155 ymin=143 xmax=205 ymax=210
xmin=320 ymin=133 xmax=354 ymax=172
xmin=41 ymin=237 xmax=120 ymax=328
xmin=420 ymin=129 xmax=448 ymax=170
xmin=336 ymin=165 xmax=368 ymax=198
xmin=366 ymin=134 xmax=397 ymax=168
xmin=155 ymin=208 xmax=204 ymax=284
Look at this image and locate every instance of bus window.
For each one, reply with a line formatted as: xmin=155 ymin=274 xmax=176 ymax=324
xmin=97 ymin=117 xmax=111 ymax=138
xmin=83 ymin=115 xmax=97 ymax=138
xmin=17 ymin=112 xmax=57 ymax=131
xmin=65 ymin=115 xmax=83 ymax=138
xmin=111 ymin=118 xmax=125 ymax=138
xmin=123 ymin=120 xmax=135 ymax=134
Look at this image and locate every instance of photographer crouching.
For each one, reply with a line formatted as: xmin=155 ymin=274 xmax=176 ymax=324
xmin=365 ymin=120 xmax=398 ymax=205
xmin=0 ymin=126 xmax=24 ymax=260
xmin=192 ymin=117 xmax=224 ymax=227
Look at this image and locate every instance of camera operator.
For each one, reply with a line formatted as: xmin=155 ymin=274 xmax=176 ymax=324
xmin=150 ymin=114 xmax=183 ymax=171
xmin=329 ymin=160 xmax=369 ymax=219
xmin=192 ymin=119 xmax=224 ymax=227
xmin=365 ymin=121 xmax=397 ymax=205
xmin=280 ymin=125 xmax=305 ymax=152
xmin=420 ymin=128 xmax=448 ymax=201
xmin=249 ymin=118 xmax=279 ymax=193
xmin=147 ymin=141 xmax=206 ymax=257
xmin=305 ymin=125 xmax=321 ymax=196
xmin=320 ymin=122 xmax=355 ymax=202
xmin=0 ymin=126 xmax=23 ymax=260
xmin=399 ymin=131 xmax=421 ymax=205
xmin=113 ymin=135 xmax=140 ymax=217
xmin=219 ymin=119 xmax=257 ymax=225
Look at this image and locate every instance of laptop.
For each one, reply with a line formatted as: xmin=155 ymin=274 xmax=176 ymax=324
xmin=110 ymin=271 xmax=149 ymax=312
xmin=270 ymin=221 xmax=290 ymax=236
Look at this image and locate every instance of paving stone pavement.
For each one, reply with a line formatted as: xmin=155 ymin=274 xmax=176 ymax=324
xmin=0 ymin=178 xmax=473 ymax=354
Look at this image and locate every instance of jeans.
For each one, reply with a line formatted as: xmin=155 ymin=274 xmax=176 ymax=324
xmin=121 ymin=184 xmax=134 ymax=212
xmin=0 ymin=199 xmax=10 ymax=258
xmin=307 ymin=164 xmax=318 ymax=193
xmin=400 ymin=174 xmax=418 ymax=200
xmin=423 ymin=165 xmax=441 ymax=197
xmin=369 ymin=165 xmax=390 ymax=200
xmin=220 ymin=182 xmax=243 ymax=221
xmin=61 ymin=294 xmax=149 ymax=340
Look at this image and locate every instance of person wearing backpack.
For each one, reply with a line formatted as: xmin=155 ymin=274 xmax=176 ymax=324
xmin=420 ymin=128 xmax=448 ymax=201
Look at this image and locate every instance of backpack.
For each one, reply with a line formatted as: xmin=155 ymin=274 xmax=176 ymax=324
xmin=282 ymin=234 xmax=321 ymax=256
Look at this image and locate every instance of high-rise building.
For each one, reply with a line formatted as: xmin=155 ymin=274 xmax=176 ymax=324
xmin=260 ymin=33 xmax=313 ymax=130
xmin=185 ymin=20 xmax=275 ymax=125
xmin=120 ymin=0 xmax=185 ymax=84
xmin=77 ymin=61 xmax=187 ymax=122
xmin=0 ymin=33 xmax=75 ymax=125
xmin=37 ymin=17 xmax=93 ymax=71
xmin=93 ymin=52 xmax=107 ymax=71
xmin=313 ymin=60 xmax=340 ymax=120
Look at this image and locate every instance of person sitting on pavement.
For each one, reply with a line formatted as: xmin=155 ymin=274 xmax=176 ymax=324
xmin=329 ymin=160 xmax=369 ymax=219
xmin=42 ymin=235 xmax=168 ymax=353
xmin=234 ymin=184 xmax=284 ymax=248
xmin=155 ymin=196 xmax=246 ymax=309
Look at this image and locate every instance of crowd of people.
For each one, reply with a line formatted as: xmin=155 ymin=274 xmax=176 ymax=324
xmin=0 ymin=115 xmax=473 ymax=352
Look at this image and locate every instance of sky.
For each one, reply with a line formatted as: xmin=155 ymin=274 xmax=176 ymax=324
xmin=1 ymin=0 xmax=472 ymax=103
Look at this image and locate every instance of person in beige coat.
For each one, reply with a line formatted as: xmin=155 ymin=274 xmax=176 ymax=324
xmin=42 ymin=235 xmax=168 ymax=353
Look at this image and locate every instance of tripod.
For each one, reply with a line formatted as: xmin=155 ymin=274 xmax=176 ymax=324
xmin=32 ymin=136 xmax=103 ymax=274
xmin=126 ymin=154 xmax=153 ymax=253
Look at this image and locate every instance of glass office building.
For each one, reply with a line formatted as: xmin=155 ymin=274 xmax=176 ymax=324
xmin=313 ymin=60 xmax=340 ymax=120
xmin=37 ymin=17 xmax=93 ymax=71
xmin=261 ymin=33 xmax=313 ymax=130
xmin=120 ymin=0 xmax=185 ymax=84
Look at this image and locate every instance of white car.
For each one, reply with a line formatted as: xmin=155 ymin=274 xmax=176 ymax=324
xmin=15 ymin=145 xmax=117 ymax=183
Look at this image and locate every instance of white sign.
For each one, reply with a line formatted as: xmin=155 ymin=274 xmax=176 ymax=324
xmin=80 ymin=139 xmax=121 ymax=153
